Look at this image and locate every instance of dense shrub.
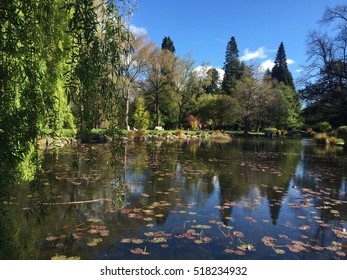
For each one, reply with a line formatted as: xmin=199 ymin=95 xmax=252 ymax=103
xmin=317 ymin=121 xmax=332 ymax=133
xmin=314 ymin=133 xmax=343 ymax=145
xmin=187 ymin=115 xmax=201 ymax=131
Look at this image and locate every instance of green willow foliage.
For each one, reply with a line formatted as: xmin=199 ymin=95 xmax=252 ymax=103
xmin=65 ymin=0 xmax=132 ymax=135
xmin=0 ymin=0 xmax=134 ymax=258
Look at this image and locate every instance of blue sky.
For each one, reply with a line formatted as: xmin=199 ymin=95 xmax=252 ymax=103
xmin=130 ymin=0 xmax=347 ymax=82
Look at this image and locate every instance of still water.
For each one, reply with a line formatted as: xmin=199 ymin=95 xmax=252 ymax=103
xmin=8 ymin=138 xmax=347 ymax=259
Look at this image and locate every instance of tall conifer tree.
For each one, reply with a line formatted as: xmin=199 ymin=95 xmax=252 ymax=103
xmin=221 ymin=36 xmax=245 ymax=95
xmin=161 ymin=36 xmax=176 ymax=53
xmin=271 ymin=42 xmax=295 ymax=89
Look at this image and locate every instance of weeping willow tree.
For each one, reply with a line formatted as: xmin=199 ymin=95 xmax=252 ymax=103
xmin=0 ymin=0 xmax=135 ymax=259
xmin=0 ymin=0 xmax=65 ymax=258
xmin=65 ymin=0 xmax=133 ymax=136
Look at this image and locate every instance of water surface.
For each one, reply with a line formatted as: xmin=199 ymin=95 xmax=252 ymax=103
xmin=8 ymin=138 xmax=347 ymax=259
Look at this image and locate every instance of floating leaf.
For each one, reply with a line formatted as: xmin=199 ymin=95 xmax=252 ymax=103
xmin=46 ymin=236 xmax=58 ymax=242
xmin=286 ymin=245 xmax=300 ymax=253
xmin=192 ymin=225 xmax=211 ymax=229
xmin=233 ymin=231 xmax=245 ymax=238
xmin=299 ymin=225 xmax=311 ymax=231
xmin=150 ymin=237 xmax=167 ymax=243
xmin=155 ymin=214 xmax=164 ymax=218
xmin=87 ymin=238 xmax=102 ymax=247
xmin=245 ymin=217 xmax=257 ymax=223
xmin=100 ymin=230 xmax=110 ymax=237
xmin=326 ymin=246 xmax=339 ymax=251
xmin=160 ymin=244 xmax=169 ymax=248
xmin=51 ymin=254 xmax=67 ymax=260
xmin=275 ymin=249 xmax=285 ymax=254
xmin=224 ymin=248 xmax=234 ymax=254
xmin=311 ymin=245 xmax=324 ymax=251
xmin=121 ymin=238 xmax=132 ymax=243
xmin=234 ymin=250 xmax=246 ymax=256
xmin=88 ymin=229 xmax=99 ymax=234
xmin=336 ymin=251 xmax=346 ymax=257
xmin=87 ymin=218 xmax=102 ymax=223
xmin=92 ymin=225 xmax=106 ymax=230
xmin=262 ymin=236 xmax=276 ymax=247
xmin=146 ymin=223 xmax=154 ymax=228
xmin=130 ymin=247 xmax=150 ymax=255
xmin=132 ymin=239 xmax=144 ymax=244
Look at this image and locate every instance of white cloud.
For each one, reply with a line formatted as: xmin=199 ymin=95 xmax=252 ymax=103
xmin=129 ymin=24 xmax=147 ymax=35
xmin=240 ymin=47 xmax=267 ymax=61
xmin=259 ymin=60 xmax=275 ymax=72
xmin=258 ymin=58 xmax=295 ymax=72
xmin=194 ymin=65 xmax=225 ymax=80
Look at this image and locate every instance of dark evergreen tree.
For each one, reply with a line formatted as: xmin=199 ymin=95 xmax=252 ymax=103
xmin=271 ymin=42 xmax=295 ymax=89
xmin=221 ymin=36 xmax=245 ymax=95
xmin=161 ymin=36 xmax=176 ymax=53
xmin=203 ymin=68 xmax=221 ymax=94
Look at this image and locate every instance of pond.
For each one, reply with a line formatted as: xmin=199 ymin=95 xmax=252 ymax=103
xmin=6 ymin=138 xmax=347 ymax=259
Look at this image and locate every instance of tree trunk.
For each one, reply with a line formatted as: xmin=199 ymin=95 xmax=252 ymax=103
xmin=125 ymin=95 xmax=130 ymax=130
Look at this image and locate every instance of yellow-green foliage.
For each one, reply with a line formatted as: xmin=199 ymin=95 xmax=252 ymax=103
xmin=314 ymin=133 xmax=344 ymax=145
xmin=133 ymin=97 xmax=150 ymax=130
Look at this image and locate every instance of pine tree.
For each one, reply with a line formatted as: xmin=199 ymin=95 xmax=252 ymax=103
xmin=221 ymin=36 xmax=245 ymax=95
xmin=161 ymin=36 xmax=176 ymax=53
xmin=203 ymin=68 xmax=221 ymax=94
xmin=271 ymin=42 xmax=295 ymax=89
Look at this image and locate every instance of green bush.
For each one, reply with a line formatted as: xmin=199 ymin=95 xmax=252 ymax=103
xmin=314 ymin=133 xmax=344 ymax=145
xmin=133 ymin=97 xmax=150 ymax=130
xmin=317 ymin=121 xmax=332 ymax=133
xmin=57 ymin=129 xmax=77 ymax=138
xmin=314 ymin=133 xmax=329 ymax=145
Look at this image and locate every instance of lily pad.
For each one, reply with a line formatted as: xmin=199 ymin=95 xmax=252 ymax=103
xmin=130 ymin=247 xmax=150 ymax=255
xmin=87 ymin=218 xmax=102 ymax=223
xmin=224 ymin=248 xmax=234 ymax=254
xmin=100 ymin=230 xmax=110 ymax=236
xmin=233 ymin=231 xmax=245 ymax=238
xmin=121 ymin=238 xmax=132 ymax=243
xmin=234 ymin=250 xmax=246 ymax=256
xmin=275 ymin=249 xmax=285 ymax=254
xmin=150 ymin=237 xmax=167 ymax=243
xmin=46 ymin=236 xmax=58 ymax=242
xmin=87 ymin=238 xmax=102 ymax=247
xmin=192 ymin=225 xmax=212 ymax=229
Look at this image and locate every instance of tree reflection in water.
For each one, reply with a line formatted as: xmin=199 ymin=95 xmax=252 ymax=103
xmin=2 ymin=138 xmax=347 ymax=259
